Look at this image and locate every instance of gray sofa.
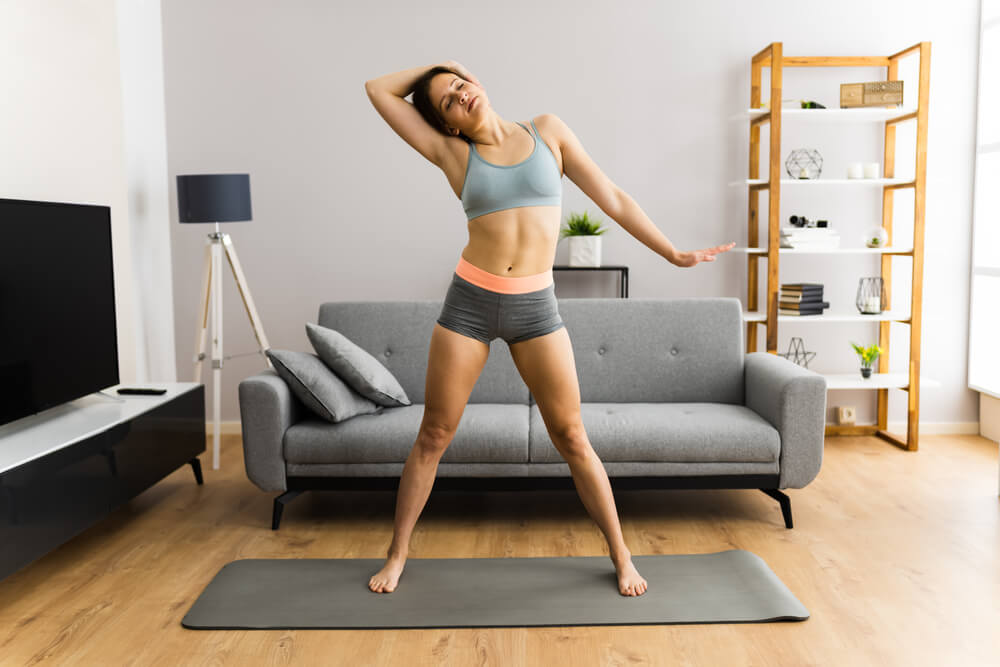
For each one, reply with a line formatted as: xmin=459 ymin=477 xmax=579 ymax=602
xmin=238 ymin=297 xmax=827 ymax=530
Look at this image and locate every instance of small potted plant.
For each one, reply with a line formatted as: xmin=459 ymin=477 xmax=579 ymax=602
xmin=865 ymin=227 xmax=889 ymax=248
xmin=560 ymin=210 xmax=608 ymax=267
xmin=850 ymin=342 xmax=882 ymax=378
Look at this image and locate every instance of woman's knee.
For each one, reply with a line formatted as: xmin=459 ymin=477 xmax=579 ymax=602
xmin=416 ymin=418 xmax=458 ymax=453
xmin=549 ymin=420 xmax=590 ymax=458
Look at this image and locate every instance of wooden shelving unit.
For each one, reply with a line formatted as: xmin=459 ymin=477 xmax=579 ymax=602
xmin=738 ymin=41 xmax=931 ymax=452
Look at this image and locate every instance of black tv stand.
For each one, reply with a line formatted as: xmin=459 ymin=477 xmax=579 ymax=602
xmin=0 ymin=383 xmax=205 ymax=581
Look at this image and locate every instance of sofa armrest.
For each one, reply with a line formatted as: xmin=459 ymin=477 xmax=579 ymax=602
xmin=744 ymin=352 xmax=827 ymax=489
xmin=238 ymin=369 xmax=304 ymax=492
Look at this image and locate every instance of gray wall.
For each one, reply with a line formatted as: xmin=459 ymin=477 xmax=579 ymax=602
xmin=162 ymin=0 xmax=981 ymax=429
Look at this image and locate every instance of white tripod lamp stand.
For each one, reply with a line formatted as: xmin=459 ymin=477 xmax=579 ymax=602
xmin=177 ymin=173 xmax=272 ymax=470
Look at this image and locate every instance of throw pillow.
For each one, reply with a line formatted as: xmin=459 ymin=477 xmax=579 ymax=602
xmin=305 ymin=322 xmax=411 ymax=408
xmin=265 ymin=348 xmax=383 ymax=423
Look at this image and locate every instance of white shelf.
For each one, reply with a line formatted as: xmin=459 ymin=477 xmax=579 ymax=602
xmin=743 ymin=310 xmax=910 ymax=323
xmin=735 ymin=107 xmax=917 ymax=123
xmin=822 ymin=373 xmax=940 ymax=390
xmin=737 ymin=246 xmax=913 ymax=255
xmin=0 ymin=383 xmax=203 ymax=474
xmin=731 ymin=178 xmax=913 ymax=187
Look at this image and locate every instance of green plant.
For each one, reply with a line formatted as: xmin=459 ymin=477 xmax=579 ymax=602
xmin=850 ymin=342 xmax=882 ymax=368
xmin=560 ymin=210 xmax=608 ymax=238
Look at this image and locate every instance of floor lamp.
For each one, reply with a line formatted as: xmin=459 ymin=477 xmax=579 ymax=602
xmin=177 ymin=173 xmax=272 ymax=470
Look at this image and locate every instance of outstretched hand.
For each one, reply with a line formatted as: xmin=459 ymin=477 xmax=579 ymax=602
xmin=673 ymin=242 xmax=737 ymax=267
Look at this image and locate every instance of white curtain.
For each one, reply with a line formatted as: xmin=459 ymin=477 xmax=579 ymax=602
xmin=968 ymin=0 xmax=1000 ymax=398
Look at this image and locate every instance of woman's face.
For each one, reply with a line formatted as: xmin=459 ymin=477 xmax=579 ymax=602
xmin=431 ymin=72 xmax=485 ymax=135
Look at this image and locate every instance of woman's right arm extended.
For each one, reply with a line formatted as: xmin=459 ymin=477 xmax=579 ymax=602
xmin=365 ymin=62 xmax=452 ymax=167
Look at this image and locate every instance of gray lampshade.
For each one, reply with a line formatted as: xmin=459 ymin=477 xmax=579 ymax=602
xmin=177 ymin=173 xmax=252 ymax=223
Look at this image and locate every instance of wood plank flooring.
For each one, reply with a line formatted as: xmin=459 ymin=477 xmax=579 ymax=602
xmin=1 ymin=433 xmax=997 ymax=666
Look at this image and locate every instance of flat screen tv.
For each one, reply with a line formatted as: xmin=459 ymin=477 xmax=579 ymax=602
xmin=0 ymin=198 xmax=120 ymax=427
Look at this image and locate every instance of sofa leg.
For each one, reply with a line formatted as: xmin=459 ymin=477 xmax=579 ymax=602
xmin=760 ymin=488 xmax=793 ymax=529
xmin=272 ymin=490 xmax=304 ymax=530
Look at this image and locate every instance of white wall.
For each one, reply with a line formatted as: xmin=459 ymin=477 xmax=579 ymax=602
xmin=0 ymin=0 xmax=137 ymax=384
xmin=161 ymin=0 xmax=981 ymax=432
xmin=117 ymin=0 xmax=177 ymax=383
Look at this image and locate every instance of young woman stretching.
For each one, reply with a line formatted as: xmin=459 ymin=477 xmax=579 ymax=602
xmin=364 ymin=60 xmax=735 ymax=597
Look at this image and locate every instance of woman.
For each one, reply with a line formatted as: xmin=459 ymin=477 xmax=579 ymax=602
xmin=364 ymin=60 xmax=735 ymax=597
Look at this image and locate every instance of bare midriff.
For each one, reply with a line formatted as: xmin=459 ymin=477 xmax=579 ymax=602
xmin=457 ymin=204 xmax=562 ymax=293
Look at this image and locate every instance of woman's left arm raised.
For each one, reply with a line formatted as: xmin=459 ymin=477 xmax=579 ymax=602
xmin=547 ymin=114 xmax=735 ymax=268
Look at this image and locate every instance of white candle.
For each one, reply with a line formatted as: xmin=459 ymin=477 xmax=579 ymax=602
xmin=864 ymin=162 xmax=879 ymax=178
xmin=847 ymin=163 xmax=863 ymax=179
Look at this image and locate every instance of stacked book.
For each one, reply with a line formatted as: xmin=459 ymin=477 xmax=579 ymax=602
xmin=780 ymin=226 xmax=840 ymax=249
xmin=779 ymin=283 xmax=829 ymax=316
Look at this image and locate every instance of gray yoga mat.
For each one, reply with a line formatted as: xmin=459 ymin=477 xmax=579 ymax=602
xmin=181 ymin=549 xmax=809 ymax=629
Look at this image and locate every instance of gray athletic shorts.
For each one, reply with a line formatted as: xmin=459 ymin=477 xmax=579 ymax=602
xmin=436 ymin=272 xmax=566 ymax=345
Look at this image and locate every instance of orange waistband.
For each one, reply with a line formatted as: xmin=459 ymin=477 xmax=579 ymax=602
xmin=455 ymin=255 xmax=554 ymax=294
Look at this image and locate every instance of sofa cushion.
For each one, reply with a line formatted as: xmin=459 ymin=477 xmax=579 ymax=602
xmin=528 ymin=403 xmax=780 ymax=464
xmin=265 ymin=349 xmax=382 ymax=423
xmin=306 ymin=322 xmax=411 ymax=408
xmin=283 ymin=404 xmax=530 ymax=464
xmin=317 ymin=301 xmax=529 ymax=404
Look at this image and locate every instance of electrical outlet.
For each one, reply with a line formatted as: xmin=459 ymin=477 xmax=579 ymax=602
xmin=837 ymin=406 xmax=856 ymax=425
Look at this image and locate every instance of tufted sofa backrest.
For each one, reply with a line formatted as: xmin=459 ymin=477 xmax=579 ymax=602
xmin=557 ymin=297 xmax=745 ymax=404
xmin=317 ymin=296 xmax=745 ymax=406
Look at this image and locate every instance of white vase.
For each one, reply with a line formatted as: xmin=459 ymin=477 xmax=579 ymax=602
xmin=568 ymin=235 xmax=602 ymax=267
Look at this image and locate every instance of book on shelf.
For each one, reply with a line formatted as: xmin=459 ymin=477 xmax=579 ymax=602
xmin=779 ymin=300 xmax=830 ymax=311
xmin=779 ymin=289 xmax=826 ymax=297
xmin=779 ymin=285 xmax=823 ymax=299
xmin=780 ymin=228 xmax=840 ymax=249
xmin=779 ymin=308 xmax=827 ymax=316
xmin=778 ymin=296 xmax=830 ymax=310
xmin=780 ymin=293 xmax=824 ymax=302
xmin=778 ymin=278 xmax=828 ymax=314
xmin=780 ymin=239 xmax=841 ymax=249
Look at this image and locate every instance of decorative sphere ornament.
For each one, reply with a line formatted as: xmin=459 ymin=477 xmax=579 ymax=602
xmin=865 ymin=227 xmax=889 ymax=248
xmin=784 ymin=149 xmax=823 ymax=179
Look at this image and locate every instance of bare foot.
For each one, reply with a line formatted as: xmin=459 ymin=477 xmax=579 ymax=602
xmin=369 ymin=553 xmax=406 ymax=593
xmin=614 ymin=556 xmax=648 ymax=596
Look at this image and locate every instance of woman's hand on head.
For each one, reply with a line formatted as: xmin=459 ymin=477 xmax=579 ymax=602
xmin=446 ymin=60 xmax=482 ymax=88
xmin=673 ymin=242 xmax=737 ymax=267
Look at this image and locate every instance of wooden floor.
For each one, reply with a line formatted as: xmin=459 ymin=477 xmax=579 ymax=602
xmin=1 ymin=432 xmax=998 ymax=666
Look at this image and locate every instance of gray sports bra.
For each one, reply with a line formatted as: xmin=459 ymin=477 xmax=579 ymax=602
xmin=460 ymin=119 xmax=562 ymax=220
